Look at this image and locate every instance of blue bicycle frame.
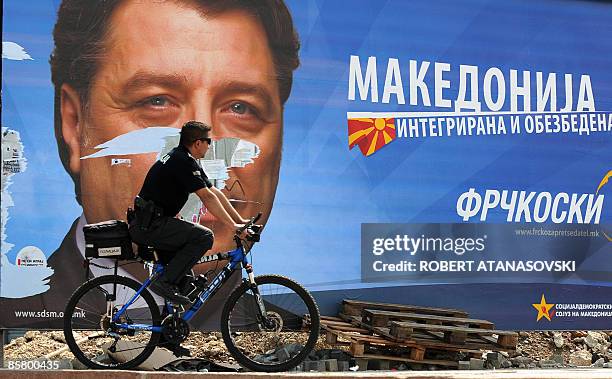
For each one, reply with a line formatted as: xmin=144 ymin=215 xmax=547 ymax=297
xmin=110 ymin=243 xmax=253 ymax=333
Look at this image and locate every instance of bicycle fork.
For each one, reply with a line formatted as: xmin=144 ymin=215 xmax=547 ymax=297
xmin=244 ymin=264 xmax=273 ymax=329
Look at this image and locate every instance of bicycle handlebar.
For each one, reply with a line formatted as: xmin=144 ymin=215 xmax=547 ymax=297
xmin=236 ymin=212 xmax=262 ymax=234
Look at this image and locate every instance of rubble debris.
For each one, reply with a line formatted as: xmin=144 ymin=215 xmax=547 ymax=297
xmin=569 ymin=349 xmax=593 ymax=367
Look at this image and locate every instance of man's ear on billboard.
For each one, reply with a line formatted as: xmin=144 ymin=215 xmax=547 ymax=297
xmin=60 ymin=83 xmax=82 ymax=176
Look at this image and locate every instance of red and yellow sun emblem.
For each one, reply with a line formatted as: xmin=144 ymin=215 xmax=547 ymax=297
xmin=532 ymin=294 xmax=555 ymax=322
xmin=348 ymin=118 xmax=396 ymax=156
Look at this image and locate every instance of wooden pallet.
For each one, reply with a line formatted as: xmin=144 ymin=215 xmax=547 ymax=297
xmin=342 ymin=299 xmax=469 ymax=318
xmin=389 ymin=320 xmax=517 ymax=348
xmin=310 ymin=316 xmax=464 ymax=367
xmin=362 ymin=309 xmax=494 ymax=329
xmin=360 ymin=309 xmax=516 ymax=348
xmin=310 ymin=316 xmax=399 ymax=349
xmin=340 ymin=301 xmax=516 ymax=351
xmin=342 ymin=314 xmax=514 ymax=352
xmin=307 ymin=300 xmax=516 ymax=369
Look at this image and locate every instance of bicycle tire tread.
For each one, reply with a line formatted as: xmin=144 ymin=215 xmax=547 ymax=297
xmin=63 ymin=275 xmax=161 ymax=370
xmin=220 ymin=274 xmax=320 ymax=372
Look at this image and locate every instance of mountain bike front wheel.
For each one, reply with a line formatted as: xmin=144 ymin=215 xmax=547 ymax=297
xmin=63 ymin=275 xmax=161 ymax=369
xmin=220 ymin=274 xmax=320 ymax=372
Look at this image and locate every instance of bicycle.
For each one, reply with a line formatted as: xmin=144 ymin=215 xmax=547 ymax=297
xmin=63 ymin=213 xmax=320 ymax=372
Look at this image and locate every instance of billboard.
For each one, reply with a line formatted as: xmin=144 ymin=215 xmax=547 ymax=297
xmin=1 ymin=0 xmax=611 ymax=330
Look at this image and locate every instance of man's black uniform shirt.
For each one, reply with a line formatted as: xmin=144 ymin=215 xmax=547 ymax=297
xmin=139 ymin=144 xmax=212 ymax=216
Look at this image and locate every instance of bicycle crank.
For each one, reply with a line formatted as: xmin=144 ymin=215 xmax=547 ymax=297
xmin=161 ymin=314 xmax=190 ymax=344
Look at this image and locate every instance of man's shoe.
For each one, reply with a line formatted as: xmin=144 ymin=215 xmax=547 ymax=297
xmin=150 ymin=280 xmax=191 ymax=305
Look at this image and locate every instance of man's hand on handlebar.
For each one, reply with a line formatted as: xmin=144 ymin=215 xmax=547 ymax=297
xmin=234 ymin=213 xmax=263 ymax=239
xmin=234 ymin=223 xmax=249 ymax=239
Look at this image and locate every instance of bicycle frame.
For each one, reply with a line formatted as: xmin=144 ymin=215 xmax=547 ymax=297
xmin=111 ymin=241 xmax=255 ymax=333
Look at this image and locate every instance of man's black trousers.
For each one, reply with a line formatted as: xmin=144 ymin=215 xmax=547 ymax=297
xmin=129 ymin=216 xmax=214 ymax=284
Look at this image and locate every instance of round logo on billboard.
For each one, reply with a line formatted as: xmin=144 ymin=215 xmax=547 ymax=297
xmin=15 ymin=246 xmax=47 ymax=267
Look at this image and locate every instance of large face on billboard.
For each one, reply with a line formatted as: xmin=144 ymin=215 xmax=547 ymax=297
xmin=60 ymin=2 xmax=283 ymax=253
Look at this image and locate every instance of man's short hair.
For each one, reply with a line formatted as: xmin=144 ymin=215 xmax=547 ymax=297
xmin=179 ymin=121 xmax=212 ymax=147
xmin=50 ymin=0 xmax=300 ymax=203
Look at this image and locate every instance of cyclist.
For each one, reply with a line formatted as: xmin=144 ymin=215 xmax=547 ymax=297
xmin=129 ymin=120 xmax=248 ymax=305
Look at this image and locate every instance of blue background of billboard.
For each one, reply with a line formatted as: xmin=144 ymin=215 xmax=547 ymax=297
xmin=2 ymin=0 xmax=611 ymax=328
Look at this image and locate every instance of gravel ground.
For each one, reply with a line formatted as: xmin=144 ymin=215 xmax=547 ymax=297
xmin=3 ymin=330 xmax=336 ymax=365
xmin=513 ymin=331 xmax=612 ymax=368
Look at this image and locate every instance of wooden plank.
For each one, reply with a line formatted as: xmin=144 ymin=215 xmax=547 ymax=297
xmin=320 ymin=320 xmax=369 ymax=332
xmin=477 ymin=334 xmax=501 ymax=345
xmin=325 ymin=331 xmax=338 ymax=344
xmin=319 ymin=319 xmax=371 ymax=334
xmin=409 ymin=346 xmax=425 ymax=361
xmin=321 ymin=315 xmax=345 ymax=322
xmin=363 ymin=309 xmax=494 ymax=329
xmin=329 ymin=325 xmax=370 ymax=333
xmin=342 ymin=299 xmax=468 ymax=318
xmin=443 ymin=331 xmax=467 ymax=344
xmin=497 ymin=334 xmax=519 ymax=348
xmin=389 ymin=320 xmax=517 ymax=336
xmin=389 ymin=323 xmax=413 ymax=340
xmin=428 ymin=333 xmax=500 ymax=349
xmin=367 ymin=313 xmax=390 ymax=327
xmin=319 ymin=320 xmax=400 ymax=346
xmin=350 ymin=342 xmax=365 ymax=356
xmin=320 ymin=319 xmax=358 ymax=327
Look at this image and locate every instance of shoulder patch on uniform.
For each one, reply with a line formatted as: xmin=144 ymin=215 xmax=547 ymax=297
xmin=193 ymin=170 xmax=201 ymax=176
xmin=160 ymin=153 xmax=171 ymax=164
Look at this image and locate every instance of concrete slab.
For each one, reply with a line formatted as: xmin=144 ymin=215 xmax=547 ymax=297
xmin=1 ymin=369 xmax=612 ymax=378
xmin=105 ymin=341 xmax=178 ymax=371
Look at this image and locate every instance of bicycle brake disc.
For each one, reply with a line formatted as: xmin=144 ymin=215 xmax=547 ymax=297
xmin=261 ymin=311 xmax=283 ymax=333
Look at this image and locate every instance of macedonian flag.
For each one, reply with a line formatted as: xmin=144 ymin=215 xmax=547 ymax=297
xmin=348 ymin=118 xmax=396 ymax=156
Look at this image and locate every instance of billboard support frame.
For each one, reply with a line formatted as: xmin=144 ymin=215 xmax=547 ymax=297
xmin=0 ymin=329 xmax=4 ymax=367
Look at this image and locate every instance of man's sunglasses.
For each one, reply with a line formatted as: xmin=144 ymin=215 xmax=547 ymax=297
xmin=196 ymin=137 xmax=212 ymax=145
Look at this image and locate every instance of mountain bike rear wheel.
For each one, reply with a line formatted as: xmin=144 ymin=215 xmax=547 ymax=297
xmin=63 ymin=275 xmax=161 ymax=369
xmin=220 ymin=274 xmax=320 ymax=372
